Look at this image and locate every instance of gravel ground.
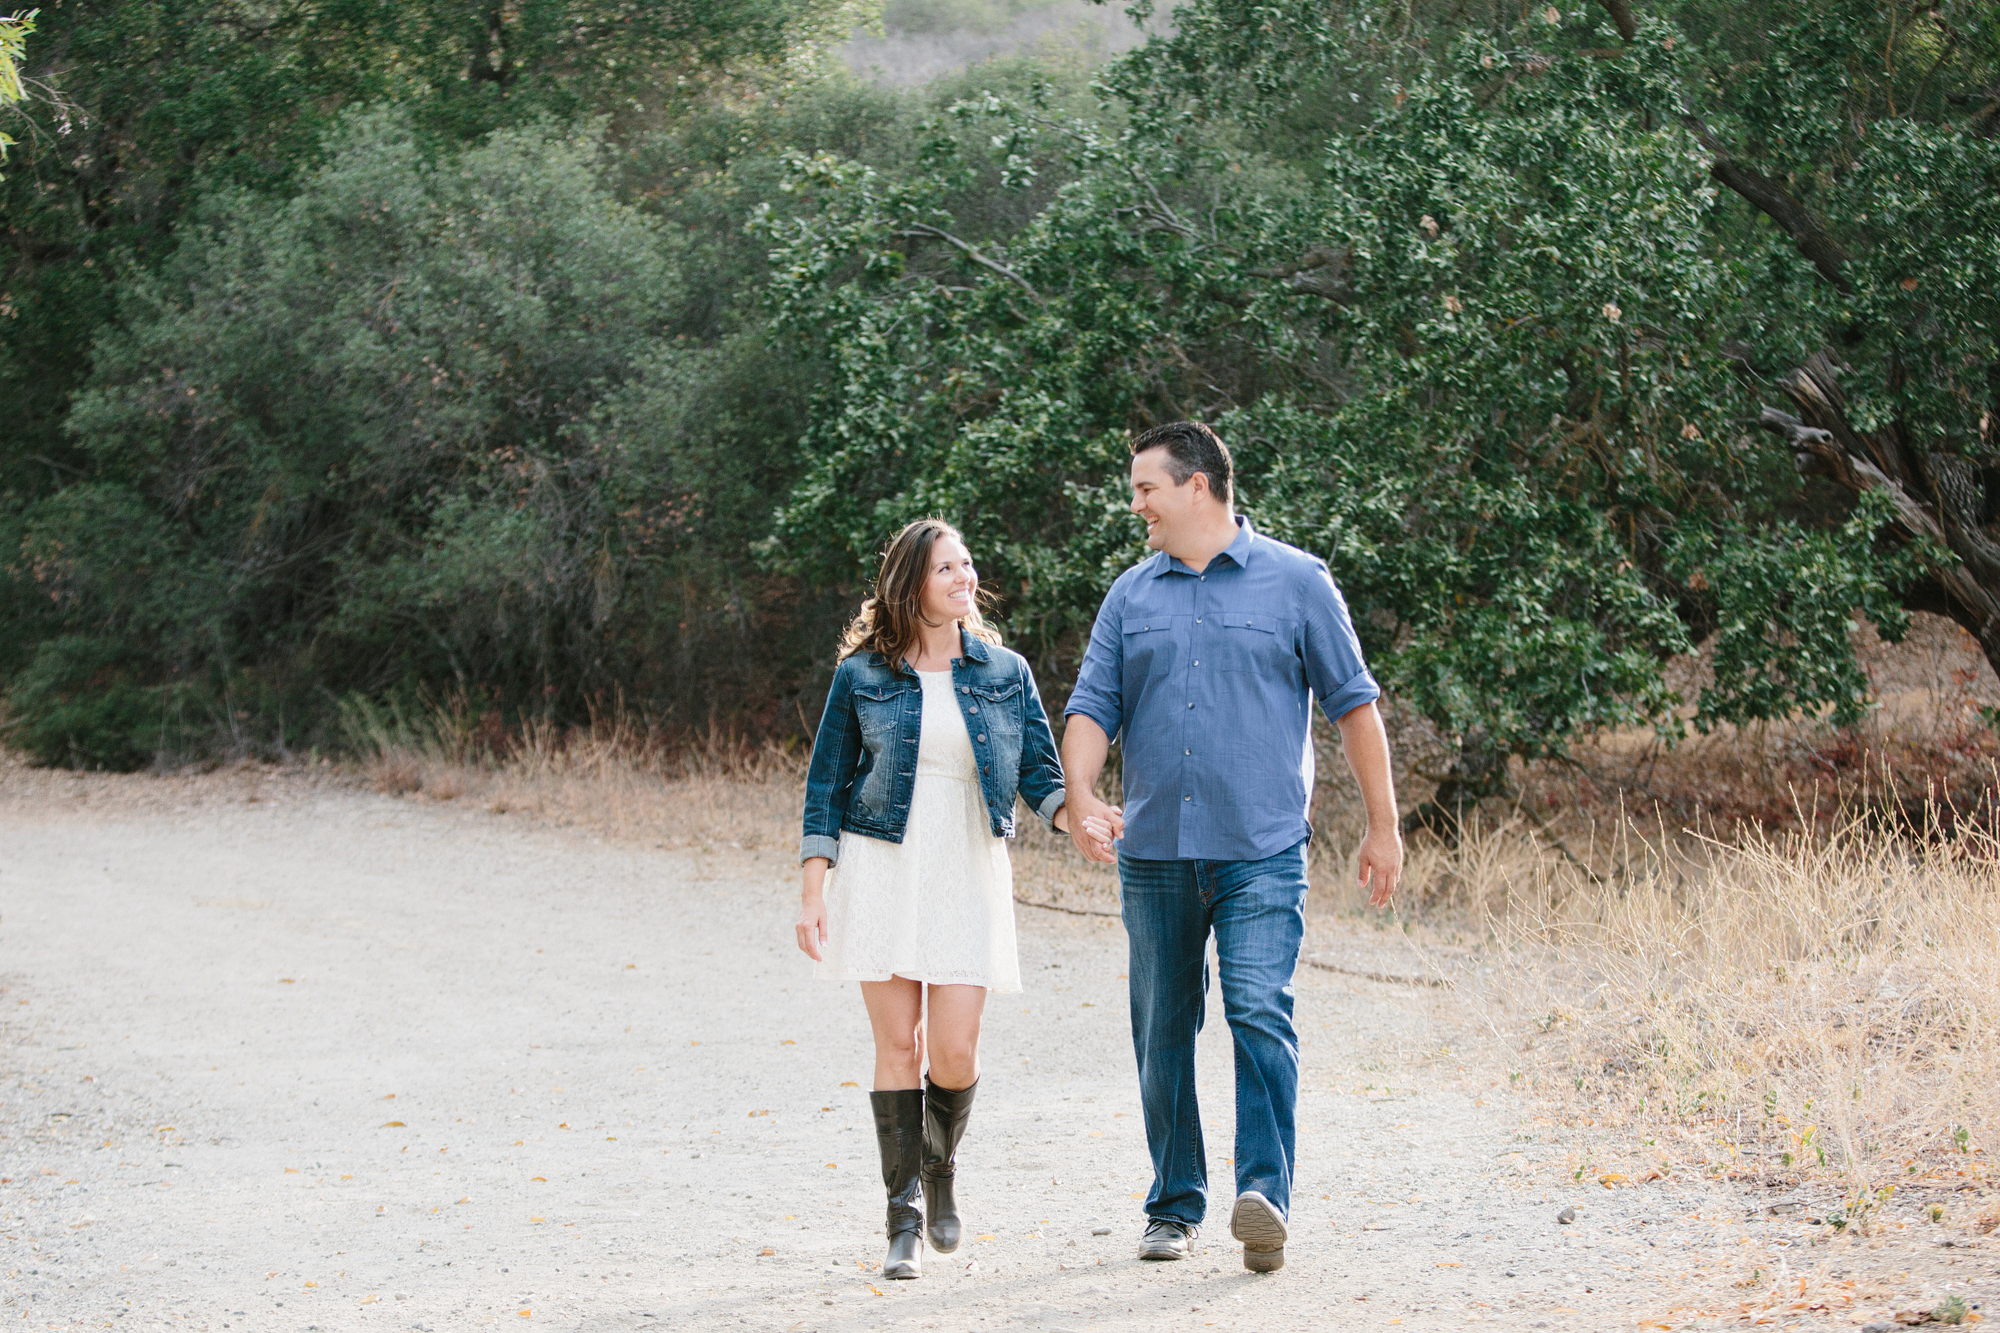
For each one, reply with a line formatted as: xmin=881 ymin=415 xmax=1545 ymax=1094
xmin=2 ymin=763 xmax=1995 ymax=1332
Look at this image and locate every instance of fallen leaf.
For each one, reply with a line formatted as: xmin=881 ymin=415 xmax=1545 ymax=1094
xmin=382 ymin=1121 xmax=405 ymax=1128
xmin=280 ymin=978 xmax=296 ymax=984
xmin=530 ymin=1216 xmax=545 ymax=1222
xmin=1089 ymin=1130 xmax=1105 ymax=1138
xmin=780 ymin=1040 xmax=796 ymax=1046
xmin=1435 ymin=1261 xmax=1463 ymax=1268
xmin=284 ymin=1168 xmax=299 ymax=1174
xmin=825 ymin=1163 xmax=838 ymax=1169
xmin=840 ymin=1080 xmax=858 ymax=1087
xmin=383 ymin=1093 xmax=395 ymax=1099
xmin=1600 ymin=1173 xmax=1628 ymax=1186
xmin=974 ymin=1234 xmax=997 ymax=1242
xmin=304 ymin=1282 xmax=317 ymax=1288
xmin=531 ymin=1177 xmax=546 ymax=1182
xmin=518 ymin=1310 xmax=531 ymax=1318
xmin=359 ymin=1295 xmax=378 ymax=1305
xmin=457 ymin=1196 xmax=470 ymax=1203
xmin=759 ymin=1248 xmax=775 ymax=1256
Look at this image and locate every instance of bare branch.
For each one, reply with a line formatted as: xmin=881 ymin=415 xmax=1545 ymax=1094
xmin=894 ymin=223 xmax=1043 ymax=303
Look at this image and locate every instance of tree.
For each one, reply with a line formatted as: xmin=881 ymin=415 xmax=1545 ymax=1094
xmin=9 ymin=110 xmax=682 ymax=765
xmin=759 ymin=0 xmax=2000 ymax=832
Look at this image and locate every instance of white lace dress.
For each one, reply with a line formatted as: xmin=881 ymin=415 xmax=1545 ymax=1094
xmin=816 ymin=669 xmax=1022 ymax=993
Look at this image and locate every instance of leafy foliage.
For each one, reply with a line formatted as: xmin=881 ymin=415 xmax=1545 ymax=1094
xmin=8 ymin=0 xmax=2000 ymax=798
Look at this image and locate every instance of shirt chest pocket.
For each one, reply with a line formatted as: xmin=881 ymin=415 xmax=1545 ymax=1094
xmin=1214 ymin=613 xmax=1288 ymax=674
xmin=1122 ymin=618 xmax=1176 ymax=678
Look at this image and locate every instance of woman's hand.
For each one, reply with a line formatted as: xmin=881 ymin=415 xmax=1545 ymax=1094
xmin=796 ymin=856 xmax=830 ymax=960
xmin=795 ymin=894 xmax=828 ymax=960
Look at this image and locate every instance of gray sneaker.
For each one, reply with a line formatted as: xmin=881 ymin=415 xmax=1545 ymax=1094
xmin=1230 ymin=1190 xmax=1287 ymax=1272
xmin=1137 ymin=1217 xmax=1197 ymax=1260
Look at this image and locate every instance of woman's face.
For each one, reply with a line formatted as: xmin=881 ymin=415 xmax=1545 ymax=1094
xmin=919 ymin=535 xmax=978 ymax=624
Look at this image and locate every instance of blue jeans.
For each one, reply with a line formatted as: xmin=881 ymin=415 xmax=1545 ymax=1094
xmin=1118 ymin=840 xmax=1308 ymax=1228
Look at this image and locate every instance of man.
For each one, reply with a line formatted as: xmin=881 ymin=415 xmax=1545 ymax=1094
xmin=1062 ymin=420 xmax=1403 ymax=1274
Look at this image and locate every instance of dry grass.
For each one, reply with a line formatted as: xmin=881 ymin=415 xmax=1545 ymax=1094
xmin=340 ymin=694 xmax=803 ymax=852
xmin=1426 ymin=811 xmax=2000 ymax=1213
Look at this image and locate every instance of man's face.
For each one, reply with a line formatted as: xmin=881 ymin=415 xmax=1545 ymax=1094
xmin=1129 ymin=447 xmax=1200 ymax=552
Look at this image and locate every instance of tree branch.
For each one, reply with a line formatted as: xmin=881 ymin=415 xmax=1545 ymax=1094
xmin=1701 ymin=148 xmax=1851 ymax=293
xmin=1760 ymin=382 xmax=2000 ymax=639
xmin=894 ymin=223 xmax=1043 ymax=303
xmin=1596 ymin=0 xmax=1637 ymax=42
xmin=1253 ymin=245 xmax=1355 ymax=304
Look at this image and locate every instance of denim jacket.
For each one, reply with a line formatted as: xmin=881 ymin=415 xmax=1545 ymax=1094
xmin=799 ymin=629 xmax=1066 ymax=865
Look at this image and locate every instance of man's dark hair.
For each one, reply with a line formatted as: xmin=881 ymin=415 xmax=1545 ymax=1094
xmin=1130 ymin=420 xmax=1233 ymax=505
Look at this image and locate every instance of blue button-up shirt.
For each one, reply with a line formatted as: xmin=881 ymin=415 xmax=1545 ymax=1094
xmin=1065 ymin=516 xmax=1380 ymax=862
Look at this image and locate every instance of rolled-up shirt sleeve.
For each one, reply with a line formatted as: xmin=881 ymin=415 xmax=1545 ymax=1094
xmin=1301 ymin=560 xmax=1381 ymax=723
xmin=1064 ymin=585 xmax=1126 ymax=741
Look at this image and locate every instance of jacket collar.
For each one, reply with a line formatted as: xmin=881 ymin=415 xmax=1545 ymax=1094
xmin=867 ymin=624 xmax=994 ymax=669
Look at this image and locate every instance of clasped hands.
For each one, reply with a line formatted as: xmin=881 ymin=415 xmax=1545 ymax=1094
xmin=1060 ymin=792 xmax=1124 ymax=864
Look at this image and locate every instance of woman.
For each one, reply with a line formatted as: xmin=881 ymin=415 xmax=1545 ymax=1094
xmin=795 ymin=518 xmax=1072 ymax=1280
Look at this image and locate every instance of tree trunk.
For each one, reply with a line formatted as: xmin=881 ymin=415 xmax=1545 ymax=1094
xmin=1758 ymin=354 xmax=2000 ymax=680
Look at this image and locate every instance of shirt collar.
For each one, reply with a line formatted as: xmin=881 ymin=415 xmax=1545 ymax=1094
xmin=1149 ymin=514 xmax=1256 ymax=578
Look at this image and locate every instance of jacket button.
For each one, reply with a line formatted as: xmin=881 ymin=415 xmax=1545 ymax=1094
xmin=977 ymin=734 xmax=986 ymax=742
xmin=982 ymin=764 xmax=990 ymax=774
xmin=960 ymin=685 xmax=970 ymax=694
xmin=969 ymin=705 xmax=979 ymax=714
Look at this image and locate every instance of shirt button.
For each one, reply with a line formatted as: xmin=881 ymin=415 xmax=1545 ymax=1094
xmin=1184 ymin=749 xmax=1191 ymax=755
xmin=1184 ymin=794 xmax=1191 ymax=801
xmin=1195 ymin=618 xmax=1202 ymax=624
xmin=1193 ymin=660 xmax=1199 ymax=666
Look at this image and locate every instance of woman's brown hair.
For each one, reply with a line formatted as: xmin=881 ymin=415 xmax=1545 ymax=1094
xmin=838 ymin=518 xmax=1001 ymax=671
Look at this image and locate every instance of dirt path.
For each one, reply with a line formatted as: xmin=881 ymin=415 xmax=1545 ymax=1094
xmin=1 ymin=765 xmax=1991 ymax=1332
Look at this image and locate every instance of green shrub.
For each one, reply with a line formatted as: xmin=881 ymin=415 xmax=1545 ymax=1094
xmin=8 ymin=636 xmax=166 ymax=771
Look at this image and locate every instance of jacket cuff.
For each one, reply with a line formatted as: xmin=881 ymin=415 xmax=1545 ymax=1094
xmin=800 ymin=833 xmax=841 ymax=867
xmin=1035 ymin=788 xmax=1067 ymax=827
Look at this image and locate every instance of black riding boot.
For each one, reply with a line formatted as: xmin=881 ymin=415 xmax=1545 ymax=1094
xmin=922 ymin=1077 xmax=977 ymax=1254
xmin=870 ymin=1088 xmax=925 ymax=1279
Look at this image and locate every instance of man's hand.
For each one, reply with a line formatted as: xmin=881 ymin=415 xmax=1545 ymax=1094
xmin=1059 ymin=713 xmax=1124 ymax=864
xmin=1336 ymin=702 xmax=1402 ymax=907
xmin=1356 ymin=825 xmax=1403 ymax=909
xmin=1065 ymin=791 xmax=1123 ymax=863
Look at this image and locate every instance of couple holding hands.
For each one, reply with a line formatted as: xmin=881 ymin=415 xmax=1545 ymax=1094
xmin=794 ymin=421 xmax=1404 ymax=1278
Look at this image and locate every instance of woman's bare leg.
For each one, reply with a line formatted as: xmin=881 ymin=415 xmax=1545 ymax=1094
xmin=923 ymin=984 xmax=987 ymax=1090
xmin=861 ymin=977 xmax=926 ymax=1089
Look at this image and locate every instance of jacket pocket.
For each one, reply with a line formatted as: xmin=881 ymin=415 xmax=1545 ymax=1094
xmin=850 ymin=681 xmax=912 ymax=808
